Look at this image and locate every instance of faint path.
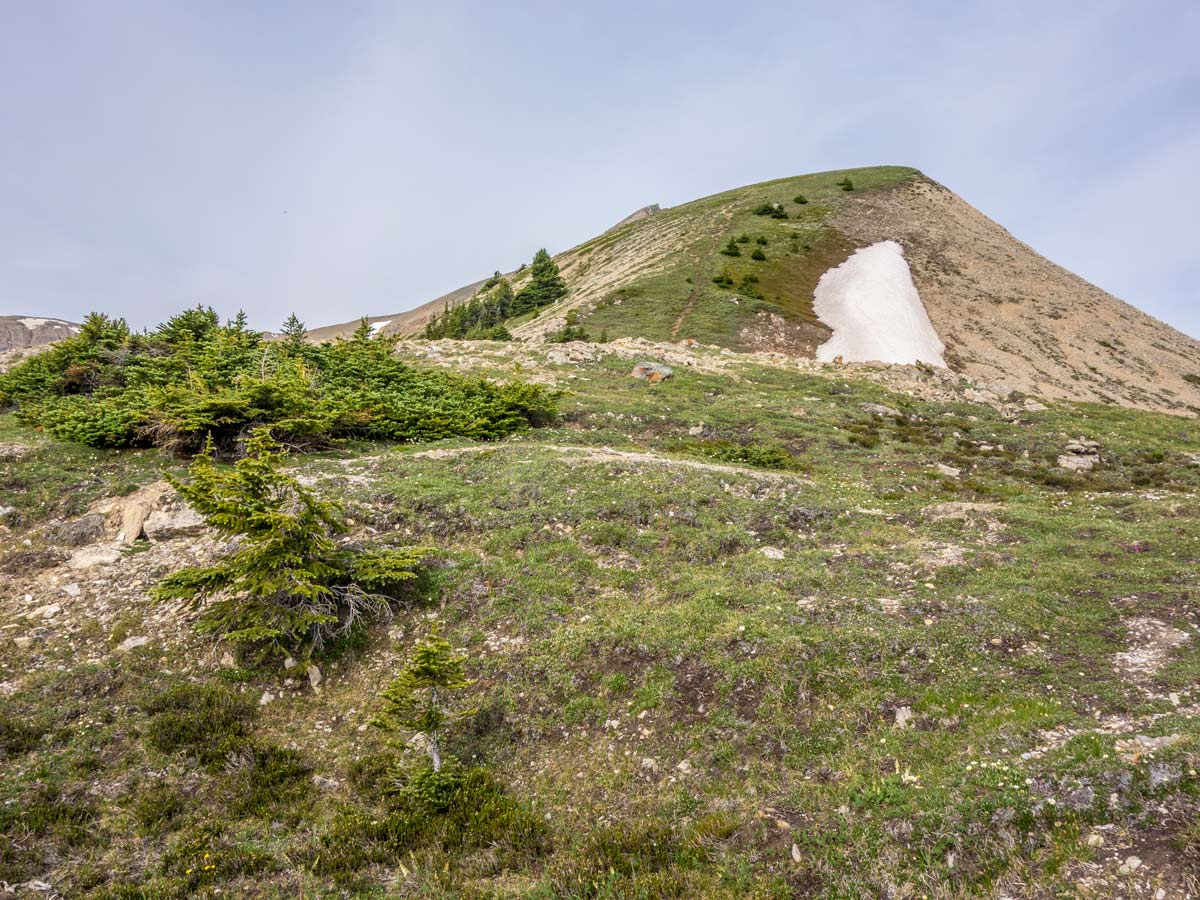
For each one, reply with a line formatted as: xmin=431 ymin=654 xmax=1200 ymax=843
xmin=405 ymin=442 xmax=807 ymax=481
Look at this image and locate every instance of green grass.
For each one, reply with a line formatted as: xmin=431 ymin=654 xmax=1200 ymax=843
xmin=565 ymin=167 xmax=920 ymax=351
xmin=1 ymin=344 xmax=1198 ymax=897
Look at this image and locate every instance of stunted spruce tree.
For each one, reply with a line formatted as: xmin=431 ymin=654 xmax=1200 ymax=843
xmin=373 ymin=625 xmax=473 ymax=772
xmin=511 ymin=248 xmax=567 ymax=316
xmin=153 ymin=427 xmax=429 ymax=656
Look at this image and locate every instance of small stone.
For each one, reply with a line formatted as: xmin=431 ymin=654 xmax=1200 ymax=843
xmin=760 ymin=546 xmax=785 ymax=560
xmin=1057 ymin=453 xmax=1096 ymax=472
xmin=1023 ymin=400 xmax=1047 ymax=412
xmin=311 ymin=775 xmax=340 ymax=790
xmin=791 ymin=842 xmax=802 ymax=863
xmin=893 ymin=706 xmax=915 ymax=729
xmin=62 ymin=583 xmax=82 ymax=597
xmin=1116 ymin=855 xmax=1141 ymax=875
xmin=935 ymin=463 xmax=961 ymax=478
xmin=862 ymin=403 xmax=902 ymax=418
xmin=307 ymin=664 xmax=323 ymax=689
xmin=676 ymin=759 xmax=692 ymax=774
xmin=1085 ymin=832 xmax=1105 ymax=847
xmin=640 ymin=757 xmax=658 ymax=772
xmin=259 ymin=691 xmax=274 ymax=706
xmin=283 ymin=656 xmax=298 ymax=670
xmin=33 ymin=603 xmax=62 ymax=619
xmin=630 ymin=361 xmax=673 ymax=383
xmin=115 ymin=635 xmax=150 ymax=653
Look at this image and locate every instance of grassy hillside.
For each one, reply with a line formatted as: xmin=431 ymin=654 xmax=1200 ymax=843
xmin=315 ymin=164 xmax=1200 ymax=414
xmin=521 ymin=167 xmax=918 ymax=351
xmin=2 ymin=340 xmax=1198 ymax=898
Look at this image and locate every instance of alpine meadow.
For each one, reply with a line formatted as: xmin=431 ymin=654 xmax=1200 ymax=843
xmin=2 ymin=8 xmax=1200 ymax=898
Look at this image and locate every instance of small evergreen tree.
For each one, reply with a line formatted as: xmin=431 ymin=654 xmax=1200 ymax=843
xmin=152 ymin=428 xmax=430 ymax=657
xmin=756 ymin=236 xmax=768 ymax=245
xmin=280 ymin=314 xmax=308 ymax=354
xmin=736 ymin=233 xmax=751 ymax=244
xmin=837 ymin=177 xmax=855 ymax=191
xmin=720 ymin=239 xmax=741 ymax=257
xmin=547 ymin=309 xmax=589 ymax=343
xmin=373 ymin=625 xmax=473 ymax=772
xmin=751 ymin=247 xmax=767 ymax=261
xmin=793 ymin=194 xmax=808 ymax=204
xmin=512 ymin=249 xmax=567 ymax=316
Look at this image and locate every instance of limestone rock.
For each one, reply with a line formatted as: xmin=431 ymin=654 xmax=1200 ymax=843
xmin=51 ymin=514 xmax=106 ymax=547
xmin=68 ymin=546 xmax=122 ymax=569
xmin=144 ymin=505 xmax=206 ymax=541
xmin=630 ymin=361 xmax=673 ymax=383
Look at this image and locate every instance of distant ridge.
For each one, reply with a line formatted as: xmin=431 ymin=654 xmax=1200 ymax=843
xmin=0 ymin=315 xmax=80 ymax=352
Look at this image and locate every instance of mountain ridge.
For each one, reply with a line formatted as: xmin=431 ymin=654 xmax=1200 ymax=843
xmin=313 ymin=166 xmax=1199 ymax=415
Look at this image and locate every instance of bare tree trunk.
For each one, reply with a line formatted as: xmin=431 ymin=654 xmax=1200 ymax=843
xmin=430 ymin=732 xmax=442 ymax=772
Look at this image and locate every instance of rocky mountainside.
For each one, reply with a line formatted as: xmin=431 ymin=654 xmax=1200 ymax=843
xmin=0 ymin=315 xmax=80 ymax=352
xmin=314 ymin=167 xmax=1199 ymax=415
xmin=3 ymin=336 xmax=1200 ymax=898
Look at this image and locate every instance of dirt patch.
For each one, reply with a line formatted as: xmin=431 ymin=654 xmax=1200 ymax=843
xmin=1113 ymin=617 xmax=1192 ymax=682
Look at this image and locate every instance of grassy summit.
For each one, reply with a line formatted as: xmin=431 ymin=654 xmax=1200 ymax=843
xmin=532 ymin=167 xmax=920 ymax=351
xmin=1 ymin=336 xmax=1198 ymax=897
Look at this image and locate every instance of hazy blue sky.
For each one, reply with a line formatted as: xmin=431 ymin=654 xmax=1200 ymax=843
xmin=2 ymin=1 xmax=1198 ymax=337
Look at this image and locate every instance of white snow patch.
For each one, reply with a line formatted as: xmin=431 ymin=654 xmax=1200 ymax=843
xmin=17 ymin=317 xmax=76 ymax=330
xmin=369 ymin=319 xmax=392 ymax=335
xmin=813 ymin=241 xmax=946 ymax=367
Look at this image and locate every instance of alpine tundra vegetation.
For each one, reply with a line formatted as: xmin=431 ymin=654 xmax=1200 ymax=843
xmin=1 ymin=168 xmax=1200 ymax=899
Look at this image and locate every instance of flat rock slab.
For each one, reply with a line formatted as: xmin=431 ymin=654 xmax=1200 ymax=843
xmin=68 ymin=546 xmax=122 ymax=569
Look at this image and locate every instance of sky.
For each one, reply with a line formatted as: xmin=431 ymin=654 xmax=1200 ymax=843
xmin=2 ymin=1 xmax=1198 ymax=338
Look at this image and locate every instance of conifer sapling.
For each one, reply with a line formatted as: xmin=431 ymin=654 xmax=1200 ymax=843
xmin=373 ymin=625 xmax=473 ymax=772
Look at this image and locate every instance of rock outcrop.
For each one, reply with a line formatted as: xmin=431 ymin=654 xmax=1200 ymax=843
xmin=0 ymin=316 xmax=80 ymax=352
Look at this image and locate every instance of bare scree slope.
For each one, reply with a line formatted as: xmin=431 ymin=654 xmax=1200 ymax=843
xmin=316 ymin=167 xmax=1199 ymax=414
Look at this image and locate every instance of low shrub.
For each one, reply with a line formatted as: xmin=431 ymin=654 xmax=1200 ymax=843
xmin=221 ymin=744 xmax=313 ymax=818
xmin=160 ymin=823 xmax=277 ymax=889
xmin=0 ymin=713 xmax=47 ymax=757
xmin=142 ymin=681 xmax=256 ymax=768
xmin=793 ymin=194 xmax=808 ymax=204
xmin=130 ymin=783 xmax=187 ymax=834
xmin=306 ymin=766 xmax=550 ymax=878
xmin=0 ymin=308 xmax=557 ymax=455
xmin=751 ymin=247 xmax=767 ymax=261
xmin=719 ymin=239 xmax=741 ymax=257
xmin=673 ymin=439 xmax=799 ymax=470
xmin=752 ymin=202 xmax=788 ymax=218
